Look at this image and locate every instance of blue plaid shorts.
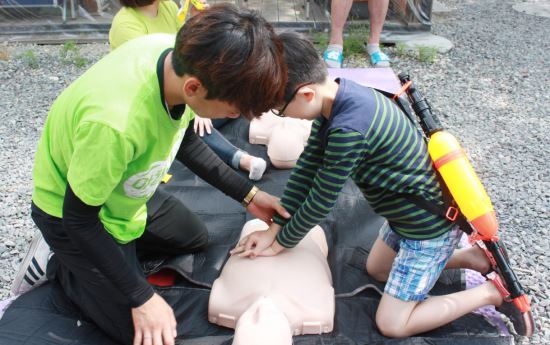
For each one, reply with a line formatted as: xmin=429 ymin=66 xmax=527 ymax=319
xmin=380 ymin=224 xmax=462 ymax=302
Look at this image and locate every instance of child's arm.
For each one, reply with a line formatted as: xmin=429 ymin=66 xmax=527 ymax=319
xmin=276 ymin=128 xmax=366 ymax=248
xmin=272 ymin=120 xmax=325 ymax=225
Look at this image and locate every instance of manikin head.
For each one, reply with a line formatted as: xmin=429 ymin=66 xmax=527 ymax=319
xmin=249 ymin=111 xmax=312 ymax=169
xmin=170 ymin=4 xmax=287 ymax=120
xmin=232 ymin=297 xmax=293 ymax=345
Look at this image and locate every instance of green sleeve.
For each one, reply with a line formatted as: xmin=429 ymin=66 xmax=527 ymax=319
xmin=67 ymin=122 xmax=133 ymax=206
xmin=272 ymin=119 xmax=324 ymax=226
xmin=276 ymin=128 xmax=366 ymax=248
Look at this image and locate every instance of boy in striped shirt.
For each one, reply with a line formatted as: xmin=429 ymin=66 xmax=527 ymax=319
xmin=231 ymin=32 xmax=526 ymax=337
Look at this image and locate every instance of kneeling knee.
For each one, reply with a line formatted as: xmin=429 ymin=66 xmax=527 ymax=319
xmin=375 ymin=311 xmax=409 ymax=338
xmin=366 ymin=263 xmax=389 ymax=282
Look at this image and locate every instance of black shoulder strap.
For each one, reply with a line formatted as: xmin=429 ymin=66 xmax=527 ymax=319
xmin=373 ymin=88 xmax=474 ymax=234
xmin=373 ymin=88 xmax=417 ymax=125
xmin=400 ymin=173 xmax=474 ymax=235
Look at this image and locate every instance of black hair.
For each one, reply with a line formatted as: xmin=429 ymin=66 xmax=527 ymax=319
xmin=278 ymin=31 xmax=328 ymax=102
xmin=171 ymin=3 xmax=287 ymax=119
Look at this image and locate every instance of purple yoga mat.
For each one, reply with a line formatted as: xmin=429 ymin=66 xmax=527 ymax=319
xmin=328 ymin=68 xmax=402 ymax=93
xmin=0 ymin=295 xmax=18 ymax=320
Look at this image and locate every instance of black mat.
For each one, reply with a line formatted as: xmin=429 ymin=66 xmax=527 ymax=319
xmin=0 ymin=117 xmax=511 ymax=345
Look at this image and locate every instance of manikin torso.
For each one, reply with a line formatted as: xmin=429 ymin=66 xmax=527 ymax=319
xmin=208 ymin=219 xmax=334 ymax=345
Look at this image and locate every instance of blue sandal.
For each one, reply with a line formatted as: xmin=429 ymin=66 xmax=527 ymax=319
xmin=370 ymin=50 xmax=390 ymax=68
xmin=323 ymin=48 xmax=343 ymax=68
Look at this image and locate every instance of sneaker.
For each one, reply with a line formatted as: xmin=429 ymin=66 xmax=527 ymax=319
xmin=323 ymin=47 xmax=343 ymax=68
xmin=369 ymin=50 xmax=390 ymax=68
xmin=11 ymin=232 xmax=51 ymax=296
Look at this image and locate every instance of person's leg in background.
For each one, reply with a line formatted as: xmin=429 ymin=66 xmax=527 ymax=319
xmin=366 ymin=0 xmax=391 ymax=67
xmin=323 ymin=0 xmax=353 ymax=68
xmin=200 ymin=126 xmax=266 ymax=181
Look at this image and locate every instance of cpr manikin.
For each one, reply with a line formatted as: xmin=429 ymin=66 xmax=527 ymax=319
xmin=249 ymin=111 xmax=312 ymax=169
xmin=208 ymin=219 xmax=334 ymax=344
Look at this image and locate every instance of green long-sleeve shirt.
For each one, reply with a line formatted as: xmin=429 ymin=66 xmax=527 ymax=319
xmin=273 ymin=79 xmax=454 ymax=248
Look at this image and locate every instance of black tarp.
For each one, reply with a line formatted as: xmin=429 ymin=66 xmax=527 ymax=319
xmin=0 ymin=109 xmax=512 ymax=345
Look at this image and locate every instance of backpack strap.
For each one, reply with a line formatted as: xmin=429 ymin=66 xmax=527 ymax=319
xmin=399 ymin=172 xmax=474 ymax=235
xmin=373 ymin=88 xmax=418 ymax=130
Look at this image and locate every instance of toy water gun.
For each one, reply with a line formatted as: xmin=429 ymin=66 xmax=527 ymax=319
xmin=177 ymin=0 xmax=205 ymax=23
xmin=395 ymin=72 xmax=534 ymax=336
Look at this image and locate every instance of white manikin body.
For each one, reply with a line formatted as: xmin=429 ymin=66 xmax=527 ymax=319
xmin=249 ymin=111 xmax=312 ymax=169
xmin=208 ymin=219 xmax=334 ymax=345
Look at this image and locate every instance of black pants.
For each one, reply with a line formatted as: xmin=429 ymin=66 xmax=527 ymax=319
xmin=31 ymin=189 xmax=208 ymax=345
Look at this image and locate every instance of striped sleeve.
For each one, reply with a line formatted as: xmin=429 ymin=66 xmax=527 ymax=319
xmin=273 ymin=119 xmax=324 ymax=226
xmin=276 ymin=128 xmax=366 ymax=248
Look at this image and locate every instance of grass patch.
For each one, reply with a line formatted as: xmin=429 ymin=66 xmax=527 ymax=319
xmin=60 ymin=41 xmax=89 ymax=68
xmin=20 ymin=49 xmax=38 ymax=69
xmin=309 ymin=29 xmax=329 ymax=51
xmin=309 ymin=21 xmax=370 ymax=58
xmin=344 ymin=21 xmax=369 ymax=57
xmin=395 ymin=42 xmax=408 ymax=57
xmin=417 ymin=46 xmax=438 ymax=64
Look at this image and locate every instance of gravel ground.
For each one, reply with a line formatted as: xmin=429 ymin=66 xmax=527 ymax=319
xmin=0 ymin=0 xmax=548 ymax=343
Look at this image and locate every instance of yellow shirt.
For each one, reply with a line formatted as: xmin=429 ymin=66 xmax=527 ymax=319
xmin=109 ymin=0 xmax=181 ymax=50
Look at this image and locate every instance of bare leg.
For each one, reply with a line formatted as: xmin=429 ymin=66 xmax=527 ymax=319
xmin=367 ymin=0 xmax=389 ymax=45
xmin=329 ymin=0 xmax=353 ymax=46
xmin=366 ymin=238 xmax=396 ymax=282
xmin=445 ymin=245 xmax=491 ymax=273
xmin=368 ymin=239 xmax=492 ymax=283
xmin=376 ymin=282 xmax=503 ymax=337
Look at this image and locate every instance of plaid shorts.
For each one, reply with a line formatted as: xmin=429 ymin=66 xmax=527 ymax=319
xmin=380 ymin=224 xmax=462 ymax=302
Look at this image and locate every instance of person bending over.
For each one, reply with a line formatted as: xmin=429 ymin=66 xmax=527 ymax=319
xmin=19 ymin=5 xmax=289 ymax=345
xmin=233 ymin=32 xmax=526 ymax=338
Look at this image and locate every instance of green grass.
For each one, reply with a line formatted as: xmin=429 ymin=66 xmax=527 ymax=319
xmin=395 ymin=42 xmax=407 ymax=57
xmin=60 ymin=41 xmax=89 ymax=68
xmin=20 ymin=49 xmax=38 ymax=69
xmin=309 ymin=30 xmax=329 ymax=51
xmin=344 ymin=22 xmax=369 ymax=57
xmin=417 ymin=46 xmax=438 ymax=64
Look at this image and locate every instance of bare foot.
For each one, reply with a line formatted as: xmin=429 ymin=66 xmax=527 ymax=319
xmin=462 ymin=245 xmax=492 ymax=273
xmin=485 ymin=280 xmax=505 ymax=307
xmin=448 ymin=245 xmax=492 ymax=274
